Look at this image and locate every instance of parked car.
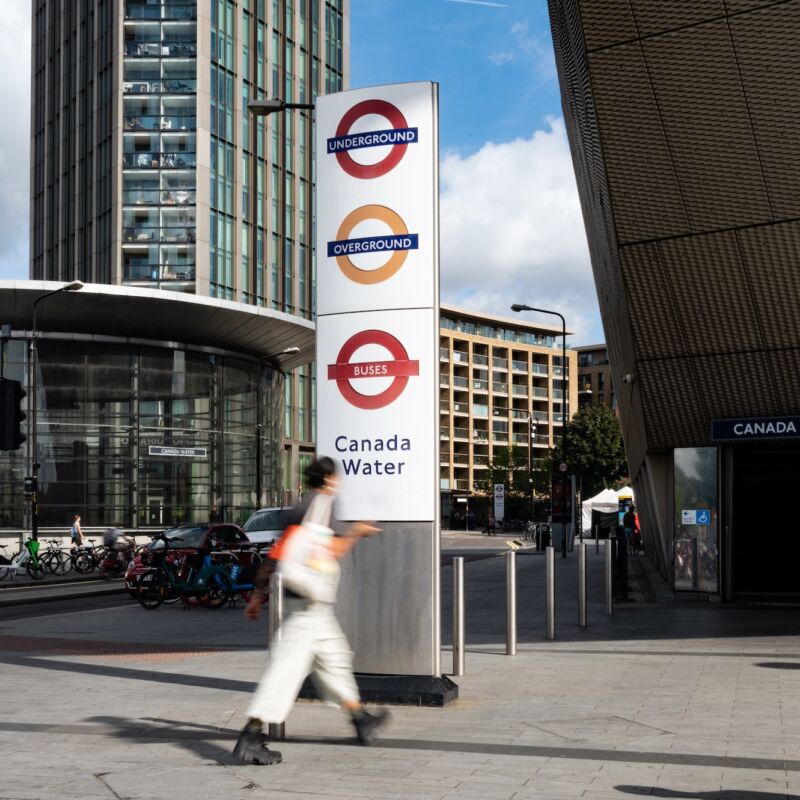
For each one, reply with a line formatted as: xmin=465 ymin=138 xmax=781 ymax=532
xmin=242 ymin=507 xmax=287 ymax=546
xmin=124 ymin=523 xmax=252 ymax=598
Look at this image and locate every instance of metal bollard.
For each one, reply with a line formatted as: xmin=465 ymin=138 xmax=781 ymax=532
xmin=268 ymin=572 xmax=286 ymax=741
xmin=545 ymin=546 xmax=555 ymax=640
xmin=578 ymin=542 xmax=587 ymax=627
xmin=453 ymin=556 xmax=465 ymax=676
xmin=595 ymin=524 xmax=600 ymax=554
xmin=605 ymin=536 xmax=614 ymax=615
xmin=506 ymin=551 xmax=517 ymax=655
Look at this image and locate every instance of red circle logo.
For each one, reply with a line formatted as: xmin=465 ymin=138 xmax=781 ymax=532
xmin=327 ymin=330 xmax=420 ymax=410
xmin=334 ymin=100 xmax=412 ymax=180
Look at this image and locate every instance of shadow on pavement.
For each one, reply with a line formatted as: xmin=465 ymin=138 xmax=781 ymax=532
xmin=757 ymin=662 xmax=800 ymax=670
xmin=616 ymin=787 xmax=799 ymax=799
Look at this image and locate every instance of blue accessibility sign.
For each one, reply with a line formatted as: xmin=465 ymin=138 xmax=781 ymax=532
xmin=696 ymin=510 xmax=711 ymax=525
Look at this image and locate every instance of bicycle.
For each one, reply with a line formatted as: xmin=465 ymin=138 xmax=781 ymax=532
xmin=39 ymin=539 xmax=73 ymax=576
xmin=135 ymin=534 xmax=232 ymax=610
xmin=71 ymin=538 xmax=102 ymax=574
xmin=0 ymin=540 xmax=46 ymax=580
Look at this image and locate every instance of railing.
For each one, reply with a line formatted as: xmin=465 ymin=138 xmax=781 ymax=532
xmin=472 ymin=405 xmax=489 ymax=417
xmin=122 ymin=226 xmax=196 ymax=243
xmin=492 ymin=406 xmax=508 ymax=417
xmin=473 ymin=455 xmax=488 ymax=466
xmin=512 ymin=434 xmax=528 ymax=445
xmin=472 ymin=354 xmax=489 ymax=366
xmin=511 ymin=359 xmax=528 ymax=372
xmin=532 ymin=363 xmax=549 ymax=375
xmin=439 ymin=375 xmax=450 ymax=387
xmin=492 ymin=357 xmax=508 ymax=370
xmin=440 ymin=451 xmax=451 ymax=463
xmin=492 ymin=431 xmax=508 ymax=443
xmin=452 ymin=427 xmax=469 ymax=439
xmin=531 ymin=410 xmax=549 ymax=422
xmin=440 ymin=402 xmax=450 ymax=413
xmin=124 ymin=42 xmax=199 ymax=58
xmin=472 ymin=379 xmax=488 ymax=392
xmin=452 ymin=376 xmax=469 ymax=389
xmin=452 ymin=351 xmax=469 ymax=364
xmin=440 ymin=426 xmax=450 ymax=439
xmin=532 ymin=434 xmax=550 ymax=446
xmin=492 ymin=382 xmax=508 ymax=394
xmin=122 ymin=151 xmax=197 ymax=168
xmin=511 ymin=409 xmax=529 ymax=420
xmin=553 ymin=366 xmax=568 ymax=377
xmin=453 ymin=402 xmax=469 ymax=415
xmin=532 ymin=387 xmax=549 ymax=399
xmin=123 ymin=79 xmax=198 ymax=94
xmin=124 ymin=114 xmax=197 ymax=131
xmin=439 ymin=347 xmax=450 ymax=360
xmin=452 ymin=454 xmax=470 ymax=466
xmin=512 ymin=385 xmax=528 ymax=396
xmin=453 ymin=480 xmax=470 ymax=491
xmin=124 ymin=265 xmax=195 ymax=282
xmin=472 ymin=430 xmax=489 ymax=443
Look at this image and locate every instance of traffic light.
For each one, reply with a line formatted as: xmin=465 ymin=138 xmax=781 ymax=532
xmin=0 ymin=378 xmax=26 ymax=451
xmin=23 ymin=476 xmax=37 ymax=500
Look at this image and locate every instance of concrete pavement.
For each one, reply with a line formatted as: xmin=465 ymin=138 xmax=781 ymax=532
xmin=1 ymin=542 xmax=799 ymax=799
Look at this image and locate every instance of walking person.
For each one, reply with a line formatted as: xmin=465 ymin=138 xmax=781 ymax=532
xmin=622 ymin=505 xmax=636 ymax=553
xmin=69 ymin=515 xmax=83 ymax=549
xmin=483 ymin=513 xmax=495 ymax=536
xmin=233 ymin=456 xmax=390 ymax=766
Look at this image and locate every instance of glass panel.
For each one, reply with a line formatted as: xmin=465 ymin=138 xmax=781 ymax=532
xmin=674 ymin=447 xmax=719 ymax=592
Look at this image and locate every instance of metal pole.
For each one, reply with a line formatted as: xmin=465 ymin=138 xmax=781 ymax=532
xmin=453 ymin=556 xmax=465 ymax=676
xmin=578 ymin=542 xmax=587 ymax=627
xmin=561 ymin=317 xmax=567 ymax=560
xmin=506 ymin=550 xmax=517 ymax=655
xmin=545 ymin=546 xmax=555 ymax=640
xmin=268 ymin=572 xmax=285 ymax=741
xmin=595 ymin=523 xmax=599 ymax=554
xmin=605 ymin=536 xmax=614 ymax=615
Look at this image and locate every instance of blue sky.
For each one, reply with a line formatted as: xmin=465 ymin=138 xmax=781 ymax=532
xmin=351 ymin=0 xmax=562 ymax=156
xmin=351 ymin=0 xmax=601 ymax=343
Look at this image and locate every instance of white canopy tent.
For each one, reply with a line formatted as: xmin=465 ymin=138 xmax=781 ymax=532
xmin=581 ymin=487 xmax=635 ymax=534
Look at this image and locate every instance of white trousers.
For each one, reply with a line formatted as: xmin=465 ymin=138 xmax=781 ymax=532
xmin=246 ymin=598 xmax=360 ymax=724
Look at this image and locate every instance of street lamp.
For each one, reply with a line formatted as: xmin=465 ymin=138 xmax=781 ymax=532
xmin=511 ymin=303 xmax=569 ymax=558
xmin=29 ymin=281 xmax=84 ymax=539
xmin=527 ymin=414 xmax=537 ymax=525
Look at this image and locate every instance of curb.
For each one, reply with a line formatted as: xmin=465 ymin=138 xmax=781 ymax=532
xmin=0 ymin=584 xmax=126 ymax=608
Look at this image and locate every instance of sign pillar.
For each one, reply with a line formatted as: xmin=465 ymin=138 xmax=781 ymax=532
xmin=316 ymin=83 xmax=452 ymax=701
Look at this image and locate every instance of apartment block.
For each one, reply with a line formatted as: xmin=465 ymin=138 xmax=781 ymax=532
xmin=439 ymin=304 xmax=577 ymax=497
xmin=576 ymin=344 xmax=616 ymax=411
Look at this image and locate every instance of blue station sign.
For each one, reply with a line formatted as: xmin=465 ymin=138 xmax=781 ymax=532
xmin=711 ymin=416 xmax=800 ymax=442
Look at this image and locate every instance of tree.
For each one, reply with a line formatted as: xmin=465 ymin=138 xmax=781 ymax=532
xmin=473 ymin=445 xmax=530 ymax=497
xmin=552 ymin=404 xmax=627 ymax=497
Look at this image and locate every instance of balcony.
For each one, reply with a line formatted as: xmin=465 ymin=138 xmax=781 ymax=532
xmin=452 ymin=454 xmax=470 ymax=466
xmin=472 ymin=430 xmax=489 ymax=443
xmin=124 ymin=42 xmax=198 ymax=58
xmin=532 ymin=363 xmax=549 ymax=375
xmin=122 ymin=151 xmax=197 ymax=169
xmin=123 ymin=264 xmax=195 ymax=282
xmin=453 ymin=480 xmax=470 ymax=491
xmin=492 ymin=431 xmax=508 ymax=443
xmin=440 ymin=426 xmax=450 ymax=439
xmin=472 ymin=404 xmax=489 ymax=417
xmin=511 ymin=359 xmax=528 ymax=372
xmin=473 ymin=354 xmax=489 ymax=366
xmin=512 ymin=385 xmax=528 ymax=396
xmin=122 ymin=226 xmax=195 ymax=243
xmin=452 ymin=351 xmax=469 ymax=364
xmin=453 ymin=427 xmax=470 ymax=440
xmin=124 ymin=114 xmax=197 ymax=131
xmin=125 ymin=3 xmax=197 ymax=21
xmin=452 ymin=376 xmax=469 ymax=390
xmin=439 ymin=375 xmax=450 ymax=388
xmin=123 ymin=79 xmax=197 ymax=94
xmin=492 ymin=381 xmax=508 ymax=394
xmin=531 ymin=410 xmax=549 ymax=422
xmin=511 ymin=409 xmax=529 ymax=421
xmin=512 ymin=433 xmax=528 ymax=445
xmin=473 ymin=455 xmax=488 ymax=466
xmin=532 ymin=387 xmax=549 ymax=399
xmin=439 ymin=347 xmax=450 ymax=361
xmin=453 ymin=402 xmax=469 ymax=415
xmin=492 ymin=357 xmax=508 ymax=370
xmin=472 ymin=379 xmax=489 ymax=392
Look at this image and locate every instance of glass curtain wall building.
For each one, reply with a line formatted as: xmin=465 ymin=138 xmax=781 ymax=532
xmin=30 ymin=0 xmax=348 ymax=501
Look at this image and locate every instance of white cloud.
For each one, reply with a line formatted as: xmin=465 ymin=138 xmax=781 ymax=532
xmin=440 ymin=117 xmax=601 ymax=343
xmin=0 ymin=0 xmax=30 ymax=279
xmin=489 ymin=19 xmax=556 ymax=87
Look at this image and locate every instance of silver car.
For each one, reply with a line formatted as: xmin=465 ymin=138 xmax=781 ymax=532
xmin=243 ymin=507 xmax=287 ymax=546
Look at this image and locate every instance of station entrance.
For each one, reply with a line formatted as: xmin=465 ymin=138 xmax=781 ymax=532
xmin=731 ymin=442 xmax=800 ymax=598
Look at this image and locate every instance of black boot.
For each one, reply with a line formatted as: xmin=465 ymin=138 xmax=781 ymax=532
xmin=352 ymin=707 xmax=391 ymax=746
xmin=232 ymin=720 xmax=282 ymax=765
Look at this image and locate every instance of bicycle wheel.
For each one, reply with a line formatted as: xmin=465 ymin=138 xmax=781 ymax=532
xmin=53 ymin=551 xmax=72 ymax=575
xmin=26 ymin=557 xmax=46 ymax=581
xmin=201 ymin=571 xmax=232 ymax=610
xmin=71 ymin=551 xmax=94 ymax=574
xmin=136 ymin=570 xmax=165 ymax=610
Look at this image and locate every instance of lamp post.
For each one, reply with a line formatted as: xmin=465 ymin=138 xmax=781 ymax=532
xmin=29 ymin=281 xmax=84 ymax=540
xmin=511 ymin=303 xmax=568 ymax=558
xmin=527 ymin=413 xmax=536 ymax=525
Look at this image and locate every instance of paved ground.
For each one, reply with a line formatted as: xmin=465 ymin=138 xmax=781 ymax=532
xmin=1 ymin=542 xmax=799 ymax=799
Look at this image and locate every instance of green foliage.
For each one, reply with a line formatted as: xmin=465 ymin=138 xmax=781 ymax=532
xmin=473 ymin=445 xmax=531 ymax=498
xmin=552 ymin=404 xmax=627 ymax=497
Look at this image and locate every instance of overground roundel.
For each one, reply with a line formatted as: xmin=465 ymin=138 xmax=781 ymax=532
xmin=329 ymin=99 xmax=417 ymax=179
xmin=328 ymin=204 xmax=417 ymax=285
xmin=327 ymin=329 xmax=420 ymax=410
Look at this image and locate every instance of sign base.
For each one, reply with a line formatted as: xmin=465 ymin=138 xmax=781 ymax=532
xmin=300 ymin=674 xmax=458 ymax=707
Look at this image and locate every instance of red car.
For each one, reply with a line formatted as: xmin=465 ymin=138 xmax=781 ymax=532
xmin=124 ymin=523 xmax=253 ymax=598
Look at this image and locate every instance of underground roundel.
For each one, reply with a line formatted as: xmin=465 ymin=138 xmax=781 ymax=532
xmin=327 ymin=99 xmax=418 ymax=180
xmin=327 ymin=330 xmax=420 ymax=410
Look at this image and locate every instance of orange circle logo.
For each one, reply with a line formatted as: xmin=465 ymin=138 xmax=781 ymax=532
xmin=327 ymin=204 xmax=418 ymax=285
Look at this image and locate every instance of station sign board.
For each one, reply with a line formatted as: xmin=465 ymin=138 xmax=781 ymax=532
xmin=316 ymin=82 xmax=439 ymax=521
xmin=712 ymin=416 xmax=800 ymax=442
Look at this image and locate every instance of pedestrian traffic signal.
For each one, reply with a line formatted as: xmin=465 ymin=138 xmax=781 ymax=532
xmin=23 ymin=476 xmax=36 ymax=500
xmin=0 ymin=378 xmax=26 ymax=451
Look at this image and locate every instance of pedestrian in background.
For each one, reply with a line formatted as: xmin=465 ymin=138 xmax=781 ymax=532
xmin=233 ymin=456 xmax=390 ymax=766
xmin=69 ymin=515 xmax=83 ymax=548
